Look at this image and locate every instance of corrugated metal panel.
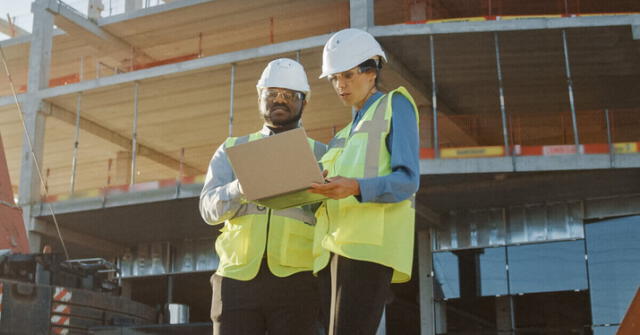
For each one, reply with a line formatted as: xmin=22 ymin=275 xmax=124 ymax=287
xmin=119 ymin=239 xmax=218 ymax=278
xmin=434 ymin=201 xmax=584 ymax=251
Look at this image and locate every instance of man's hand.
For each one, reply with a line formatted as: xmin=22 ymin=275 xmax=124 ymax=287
xmin=309 ymin=173 xmax=360 ymax=200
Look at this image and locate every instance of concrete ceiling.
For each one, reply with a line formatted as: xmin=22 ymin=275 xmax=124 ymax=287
xmin=0 ymin=0 xmax=639 ymax=197
xmin=0 ymin=0 xmax=351 ymax=195
xmin=378 ymin=25 xmax=640 ymax=146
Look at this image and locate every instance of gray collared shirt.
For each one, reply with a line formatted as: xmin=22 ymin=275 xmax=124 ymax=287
xmin=199 ymin=125 xmax=327 ymax=225
xmin=199 ymin=125 xmax=275 ymax=225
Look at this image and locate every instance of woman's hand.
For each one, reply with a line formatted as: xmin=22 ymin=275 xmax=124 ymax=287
xmin=309 ymin=173 xmax=360 ymax=200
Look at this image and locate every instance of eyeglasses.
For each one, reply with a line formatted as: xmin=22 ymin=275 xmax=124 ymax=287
xmin=327 ymin=59 xmax=380 ymax=84
xmin=261 ymin=89 xmax=305 ymax=102
xmin=327 ymin=69 xmax=360 ymax=84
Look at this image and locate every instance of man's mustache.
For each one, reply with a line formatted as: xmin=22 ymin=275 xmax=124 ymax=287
xmin=269 ymin=104 xmax=290 ymax=112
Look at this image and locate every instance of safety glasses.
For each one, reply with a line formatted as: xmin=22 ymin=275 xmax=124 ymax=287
xmin=261 ymin=89 xmax=305 ymax=103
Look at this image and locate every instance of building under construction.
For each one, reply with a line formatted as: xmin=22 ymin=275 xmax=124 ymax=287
xmin=0 ymin=0 xmax=639 ymax=334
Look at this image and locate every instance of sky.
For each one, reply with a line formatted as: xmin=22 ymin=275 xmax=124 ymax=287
xmin=0 ymin=1 xmax=36 ymax=39
xmin=0 ymin=1 xmax=31 ymax=18
xmin=0 ymin=0 xmax=32 ymax=22
xmin=0 ymin=0 xmax=164 ymax=39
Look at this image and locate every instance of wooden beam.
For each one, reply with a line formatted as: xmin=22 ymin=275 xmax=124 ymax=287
xmin=381 ymin=50 xmax=478 ymax=146
xmin=46 ymin=103 xmax=204 ymax=176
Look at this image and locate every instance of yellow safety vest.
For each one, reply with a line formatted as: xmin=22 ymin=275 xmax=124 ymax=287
xmin=215 ymin=131 xmax=327 ymax=281
xmin=313 ymin=87 xmax=419 ymax=283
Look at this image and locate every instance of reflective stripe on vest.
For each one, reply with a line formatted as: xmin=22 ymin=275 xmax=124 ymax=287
xmin=216 ymin=129 xmax=323 ymax=280
xmin=314 ymin=87 xmax=419 ymax=284
xmin=352 ymin=95 xmax=389 ymax=178
xmin=233 ymin=203 xmax=316 ymax=225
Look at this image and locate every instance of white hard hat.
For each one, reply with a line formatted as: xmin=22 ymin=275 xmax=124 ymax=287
xmin=257 ymin=58 xmax=310 ymax=99
xmin=319 ymin=28 xmax=387 ymax=79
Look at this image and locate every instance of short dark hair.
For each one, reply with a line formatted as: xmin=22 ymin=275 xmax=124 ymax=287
xmin=358 ymin=58 xmax=382 ymax=88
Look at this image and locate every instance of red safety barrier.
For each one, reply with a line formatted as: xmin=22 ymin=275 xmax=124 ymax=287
xmin=403 ymin=12 xmax=640 ymax=25
xmin=420 ymin=148 xmax=435 ymax=159
xmin=582 ymin=143 xmax=610 ymax=154
xmin=18 ymin=73 xmax=81 ymax=92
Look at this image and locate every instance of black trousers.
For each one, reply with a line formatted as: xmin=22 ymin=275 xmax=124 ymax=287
xmin=210 ymin=260 xmax=320 ymax=335
xmin=318 ymin=254 xmax=393 ymax=335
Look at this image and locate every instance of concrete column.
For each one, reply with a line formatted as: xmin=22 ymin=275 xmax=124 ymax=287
xmin=418 ymin=229 xmax=436 ymax=335
xmin=19 ymin=0 xmax=54 ymax=253
xmin=434 ymin=300 xmax=447 ymax=334
xmin=495 ymin=296 xmax=515 ymax=335
xmin=350 ymin=0 xmax=374 ymax=29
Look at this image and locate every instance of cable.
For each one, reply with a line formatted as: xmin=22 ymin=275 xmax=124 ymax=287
xmin=0 ymin=45 xmax=70 ymax=260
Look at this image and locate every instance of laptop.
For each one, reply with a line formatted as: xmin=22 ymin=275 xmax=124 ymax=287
xmin=225 ymin=128 xmax=327 ymax=210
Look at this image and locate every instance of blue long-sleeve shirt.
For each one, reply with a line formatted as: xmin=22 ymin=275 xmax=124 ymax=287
xmin=352 ymin=91 xmax=420 ymax=203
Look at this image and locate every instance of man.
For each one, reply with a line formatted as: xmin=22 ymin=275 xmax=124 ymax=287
xmin=200 ymin=58 xmax=326 ymax=335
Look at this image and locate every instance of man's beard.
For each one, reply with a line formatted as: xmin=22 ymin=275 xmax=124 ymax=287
xmin=266 ymin=104 xmax=302 ymax=126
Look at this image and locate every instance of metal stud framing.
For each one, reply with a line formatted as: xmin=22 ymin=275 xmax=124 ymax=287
xmin=130 ymin=82 xmax=139 ymax=184
xmin=561 ymin=29 xmax=581 ymax=150
xmin=429 ymin=35 xmax=439 ymax=158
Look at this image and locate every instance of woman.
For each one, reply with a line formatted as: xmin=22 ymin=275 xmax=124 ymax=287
xmin=309 ymin=28 xmax=420 ymax=335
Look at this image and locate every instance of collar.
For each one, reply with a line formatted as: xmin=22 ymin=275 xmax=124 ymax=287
xmin=259 ymin=123 xmax=301 ymax=136
xmin=259 ymin=124 xmax=275 ymax=136
xmin=355 ymin=91 xmax=384 ymax=118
